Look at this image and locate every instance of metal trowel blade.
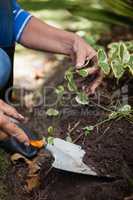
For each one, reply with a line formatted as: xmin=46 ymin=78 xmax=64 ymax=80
xmin=46 ymin=138 xmax=97 ymax=176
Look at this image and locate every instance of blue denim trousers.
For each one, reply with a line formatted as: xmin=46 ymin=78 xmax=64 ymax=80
xmin=0 ymin=48 xmax=11 ymax=89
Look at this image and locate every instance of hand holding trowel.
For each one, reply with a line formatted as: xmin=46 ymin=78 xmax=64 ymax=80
xmin=0 ymin=119 xmax=97 ymax=176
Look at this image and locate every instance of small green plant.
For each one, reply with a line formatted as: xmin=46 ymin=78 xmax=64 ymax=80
xmin=55 ymin=85 xmax=65 ymax=99
xmin=108 ymin=104 xmax=133 ymax=121
xmin=77 ymin=68 xmax=90 ymax=78
xmin=83 ymin=126 xmax=94 ymax=136
xmin=109 ymin=41 xmax=133 ymax=52
xmin=47 ymin=126 xmax=54 ymax=136
xmin=98 ymin=41 xmax=133 ymax=79
xmin=43 ymin=136 xmax=54 ymax=145
xmin=46 ymin=108 xmax=59 ymax=117
xmin=65 ymin=68 xmax=89 ymax=105
xmin=84 ymin=104 xmax=133 ymax=135
xmin=47 ymin=137 xmax=54 ymax=145
xmin=46 ymin=126 xmax=55 ymax=145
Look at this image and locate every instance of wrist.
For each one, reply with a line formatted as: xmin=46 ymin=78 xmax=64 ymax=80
xmin=60 ymin=31 xmax=75 ymax=56
xmin=63 ymin=33 xmax=84 ymax=56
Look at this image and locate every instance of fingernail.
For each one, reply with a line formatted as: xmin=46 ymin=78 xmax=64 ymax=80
xmin=18 ymin=114 xmax=25 ymax=119
xmin=76 ymin=63 xmax=83 ymax=67
xmin=24 ymin=141 xmax=30 ymax=146
xmin=76 ymin=65 xmax=83 ymax=69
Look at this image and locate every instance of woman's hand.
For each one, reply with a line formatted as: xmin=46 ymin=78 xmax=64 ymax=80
xmin=70 ymin=35 xmax=103 ymax=94
xmin=71 ymin=35 xmax=97 ymax=68
xmin=20 ymin=17 xmax=103 ymax=94
xmin=0 ymin=100 xmax=29 ymax=146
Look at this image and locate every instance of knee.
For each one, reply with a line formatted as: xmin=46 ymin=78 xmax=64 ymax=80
xmin=0 ymin=48 xmax=11 ymax=88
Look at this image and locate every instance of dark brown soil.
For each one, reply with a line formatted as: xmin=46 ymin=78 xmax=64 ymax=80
xmin=34 ymin=171 xmax=131 ymax=200
xmin=8 ymin=99 xmax=133 ymax=200
xmin=82 ymin=119 xmax=133 ymax=178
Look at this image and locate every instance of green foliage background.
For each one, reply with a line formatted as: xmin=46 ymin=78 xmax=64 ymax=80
xmin=19 ymin=0 xmax=133 ymax=26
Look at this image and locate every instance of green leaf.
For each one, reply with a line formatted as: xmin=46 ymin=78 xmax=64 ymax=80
xmin=125 ymin=41 xmax=133 ymax=52
xmin=75 ymin=92 xmax=89 ymax=105
xmin=111 ymin=60 xmax=125 ymax=79
xmin=77 ymin=68 xmax=89 ymax=77
xmin=109 ymin=44 xmax=119 ymax=60
xmin=55 ymin=85 xmax=64 ymax=95
xmin=98 ymin=48 xmax=107 ymax=61
xmin=108 ymin=43 xmax=121 ymax=66
xmin=65 ymin=69 xmax=77 ymax=92
xmin=65 ymin=69 xmax=73 ymax=82
xmin=83 ymin=126 xmax=94 ymax=136
xmin=98 ymin=49 xmax=110 ymax=75
xmin=46 ymin=108 xmax=59 ymax=117
xmin=47 ymin=137 xmax=54 ymax=145
xmin=118 ymin=42 xmax=130 ymax=64
xmin=126 ymin=55 xmax=133 ymax=75
xmin=118 ymin=104 xmax=131 ymax=113
xmin=109 ymin=41 xmax=133 ymax=53
xmin=99 ymin=62 xmax=110 ymax=75
xmin=108 ymin=42 xmax=119 ymax=49
xmin=48 ymin=126 xmax=54 ymax=136
xmin=67 ymin=80 xmax=77 ymax=92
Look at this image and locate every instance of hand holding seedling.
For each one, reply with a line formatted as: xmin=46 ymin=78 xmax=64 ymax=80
xmin=72 ymin=36 xmax=103 ymax=94
xmin=20 ymin=17 xmax=103 ymax=94
xmin=0 ymin=100 xmax=29 ymax=146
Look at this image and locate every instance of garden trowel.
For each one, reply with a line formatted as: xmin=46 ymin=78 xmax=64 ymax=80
xmin=30 ymin=137 xmax=97 ymax=176
xmin=0 ymin=119 xmax=97 ymax=176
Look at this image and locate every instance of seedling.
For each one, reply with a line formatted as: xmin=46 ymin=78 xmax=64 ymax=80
xmin=98 ymin=41 xmax=133 ymax=79
xmin=83 ymin=104 xmax=133 ymax=136
xmin=47 ymin=126 xmax=55 ymax=145
xmin=77 ymin=68 xmax=90 ymax=78
xmin=65 ymin=68 xmax=89 ymax=105
xmin=46 ymin=108 xmax=59 ymax=117
xmin=55 ymin=85 xmax=65 ymax=99
xmin=65 ymin=68 xmax=78 ymax=92
xmin=43 ymin=136 xmax=54 ymax=145
xmin=47 ymin=126 xmax=54 ymax=136
xmin=83 ymin=126 xmax=94 ymax=136
xmin=108 ymin=104 xmax=133 ymax=122
xmin=47 ymin=137 xmax=54 ymax=145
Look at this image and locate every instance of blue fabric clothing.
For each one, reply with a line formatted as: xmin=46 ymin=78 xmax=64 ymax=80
xmin=13 ymin=0 xmax=32 ymax=42
xmin=0 ymin=0 xmax=32 ymax=46
xmin=0 ymin=0 xmax=13 ymax=47
xmin=0 ymin=48 xmax=11 ymax=88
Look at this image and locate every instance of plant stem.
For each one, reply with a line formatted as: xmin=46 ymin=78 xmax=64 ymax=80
xmin=94 ymin=118 xmax=112 ymax=128
xmin=91 ymin=101 xmax=113 ymax=112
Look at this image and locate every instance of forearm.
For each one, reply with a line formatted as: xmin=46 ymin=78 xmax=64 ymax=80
xmin=20 ymin=17 xmax=75 ymax=56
